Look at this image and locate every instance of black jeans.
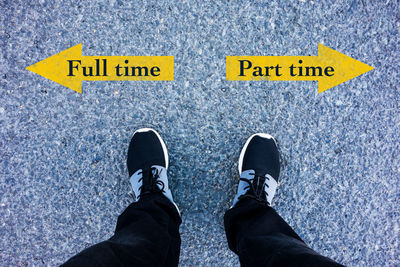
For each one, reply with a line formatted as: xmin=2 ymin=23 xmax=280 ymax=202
xmin=62 ymin=193 xmax=344 ymax=267
xmin=224 ymin=197 xmax=344 ymax=266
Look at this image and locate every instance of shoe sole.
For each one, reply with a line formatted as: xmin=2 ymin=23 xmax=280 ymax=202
xmin=133 ymin=128 xmax=169 ymax=169
xmin=238 ymin=133 xmax=278 ymax=174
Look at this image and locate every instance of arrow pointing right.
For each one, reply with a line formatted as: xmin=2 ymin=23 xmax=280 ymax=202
xmin=316 ymin=44 xmax=374 ymax=93
xmin=226 ymin=44 xmax=374 ymax=93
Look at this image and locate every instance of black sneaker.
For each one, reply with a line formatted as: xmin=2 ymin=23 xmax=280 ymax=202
xmin=232 ymin=133 xmax=280 ymax=206
xmin=127 ymin=128 xmax=178 ymax=211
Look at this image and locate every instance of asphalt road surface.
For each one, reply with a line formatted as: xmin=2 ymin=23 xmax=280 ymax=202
xmin=1 ymin=1 xmax=399 ymax=266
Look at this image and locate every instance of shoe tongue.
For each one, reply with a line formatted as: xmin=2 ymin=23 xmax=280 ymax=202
xmin=253 ymin=170 xmax=267 ymax=177
xmin=240 ymin=170 xmax=266 ymax=199
xmin=241 ymin=169 xmax=267 ymax=179
xmin=141 ymin=167 xmax=156 ymax=193
xmin=254 ymin=168 xmax=278 ymax=182
xmin=253 ymin=174 xmax=268 ymax=198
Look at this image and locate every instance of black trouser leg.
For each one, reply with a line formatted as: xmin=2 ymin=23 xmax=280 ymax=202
xmin=224 ymin=198 xmax=345 ymax=267
xmin=62 ymin=193 xmax=181 ymax=267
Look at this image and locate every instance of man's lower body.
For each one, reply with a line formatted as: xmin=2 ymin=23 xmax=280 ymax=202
xmin=63 ymin=193 xmax=342 ymax=267
xmin=62 ymin=129 xmax=344 ymax=266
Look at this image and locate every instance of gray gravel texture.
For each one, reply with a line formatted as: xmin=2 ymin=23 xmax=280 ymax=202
xmin=1 ymin=0 xmax=399 ymax=266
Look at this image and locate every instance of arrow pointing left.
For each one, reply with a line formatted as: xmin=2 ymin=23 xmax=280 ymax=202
xmin=26 ymin=44 xmax=174 ymax=93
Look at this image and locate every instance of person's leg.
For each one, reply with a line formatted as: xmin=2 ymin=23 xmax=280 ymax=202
xmin=62 ymin=128 xmax=181 ymax=267
xmin=63 ymin=193 xmax=181 ymax=267
xmin=224 ymin=133 xmax=344 ymax=267
xmin=224 ymin=198 xmax=342 ymax=266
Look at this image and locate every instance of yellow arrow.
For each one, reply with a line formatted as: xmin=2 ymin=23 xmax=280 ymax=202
xmin=226 ymin=44 xmax=374 ymax=93
xmin=26 ymin=44 xmax=174 ymax=93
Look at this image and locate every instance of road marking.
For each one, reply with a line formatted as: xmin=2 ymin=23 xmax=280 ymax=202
xmin=226 ymin=44 xmax=374 ymax=93
xmin=26 ymin=44 xmax=174 ymax=93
